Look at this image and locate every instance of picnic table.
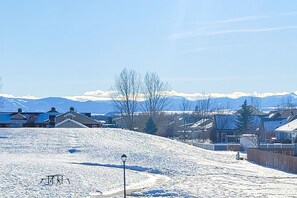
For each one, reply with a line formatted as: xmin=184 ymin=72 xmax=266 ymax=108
xmin=40 ymin=174 xmax=70 ymax=185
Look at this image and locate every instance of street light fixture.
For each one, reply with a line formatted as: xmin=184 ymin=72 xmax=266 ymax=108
xmin=121 ymin=154 xmax=127 ymax=198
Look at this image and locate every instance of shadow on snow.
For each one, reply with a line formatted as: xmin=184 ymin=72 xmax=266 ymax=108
xmin=70 ymin=162 xmax=164 ymax=174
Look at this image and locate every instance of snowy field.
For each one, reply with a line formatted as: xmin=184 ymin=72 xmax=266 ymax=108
xmin=1 ymin=128 xmax=297 ymax=197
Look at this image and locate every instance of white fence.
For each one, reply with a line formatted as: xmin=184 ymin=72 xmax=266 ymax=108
xmin=259 ymin=144 xmax=294 ymax=150
xmin=192 ymin=142 xmax=240 ymax=151
xmin=193 ymin=142 xmax=295 ymax=151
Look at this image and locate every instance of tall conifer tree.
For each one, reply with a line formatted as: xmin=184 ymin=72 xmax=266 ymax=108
xmin=236 ymin=99 xmax=254 ymax=133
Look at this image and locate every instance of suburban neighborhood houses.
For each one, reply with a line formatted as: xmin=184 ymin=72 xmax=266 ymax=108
xmin=1 ymin=104 xmax=297 ymax=146
xmin=2 ymin=101 xmax=297 ymax=176
xmin=0 ymin=107 xmax=102 ymax=128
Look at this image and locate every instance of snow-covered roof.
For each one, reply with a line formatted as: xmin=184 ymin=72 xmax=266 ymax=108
xmin=55 ymin=119 xmax=88 ymax=128
xmin=56 ymin=111 xmax=100 ymax=125
xmin=275 ymin=119 xmax=297 ymax=133
xmin=11 ymin=113 xmax=27 ymax=120
xmin=190 ymin=119 xmax=213 ymax=130
xmin=203 ymin=122 xmax=213 ymax=130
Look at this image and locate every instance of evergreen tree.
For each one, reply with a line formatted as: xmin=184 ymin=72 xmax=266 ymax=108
xmin=144 ymin=117 xmax=158 ymax=134
xmin=107 ymin=116 xmax=113 ymax=124
xmin=236 ymin=99 xmax=254 ymax=133
xmin=209 ymin=128 xmax=217 ymax=143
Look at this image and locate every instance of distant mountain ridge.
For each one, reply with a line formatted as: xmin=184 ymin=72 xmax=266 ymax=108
xmin=0 ymin=93 xmax=296 ymax=114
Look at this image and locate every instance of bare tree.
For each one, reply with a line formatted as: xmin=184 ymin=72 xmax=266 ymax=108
xmin=213 ymin=101 xmax=231 ymax=115
xmin=163 ymin=114 xmax=178 ymax=138
xmin=279 ymin=95 xmax=295 ymax=110
xmin=249 ymin=96 xmax=261 ymax=111
xmin=194 ymin=93 xmax=212 ymax=120
xmin=180 ymin=98 xmax=192 ymax=139
xmin=112 ymin=69 xmax=141 ymax=130
xmin=142 ymin=72 xmax=170 ymax=117
xmin=286 ymin=95 xmax=294 ymax=109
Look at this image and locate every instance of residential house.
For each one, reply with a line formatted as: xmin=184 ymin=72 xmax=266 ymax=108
xmin=213 ymin=114 xmax=262 ymax=143
xmin=189 ymin=118 xmax=213 ymax=140
xmin=55 ymin=107 xmax=102 ymax=128
xmin=0 ymin=108 xmax=59 ymax=128
xmin=269 ymin=108 xmax=297 ymax=119
xmin=259 ymin=117 xmax=287 ymax=142
xmin=258 ymin=109 xmax=297 ymax=143
xmin=274 ymin=116 xmax=297 ymax=142
xmin=0 ymin=107 xmax=101 ymax=128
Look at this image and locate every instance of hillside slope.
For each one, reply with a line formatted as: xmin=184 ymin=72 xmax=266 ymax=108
xmin=0 ymin=128 xmax=296 ymax=197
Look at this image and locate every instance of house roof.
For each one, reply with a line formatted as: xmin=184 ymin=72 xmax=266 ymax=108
xmin=269 ymin=109 xmax=297 ymax=119
xmin=55 ymin=110 xmax=100 ymax=126
xmin=214 ymin=115 xmax=237 ymax=130
xmin=190 ymin=118 xmax=213 ymax=130
xmin=268 ymin=112 xmax=281 ymax=119
xmin=55 ymin=119 xmax=88 ymax=128
xmin=235 ymin=105 xmax=266 ymax=116
xmin=288 ymin=114 xmax=297 ymax=123
xmin=262 ymin=118 xmax=287 ymax=132
xmin=250 ymin=106 xmax=267 ymax=116
xmin=214 ymin=114 xmax=262 ymax=130
xmin=10 ymin=113 xmax=27 ymax=120
xmin=35 ymin=113 xmax=51 ymax=123
xmin=275 ymin=119 xmax=297 ymax=133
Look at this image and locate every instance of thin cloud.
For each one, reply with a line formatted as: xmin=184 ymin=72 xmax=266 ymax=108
xmin=169 ymin=12 xmax=297 ymax=40
xmin=199 ymin=15 xmax=269 ymax=25
xmin=175 ymin=15 xmax=269 ymax=28
xmin=0 ymin=93 xmax=40 ymax=100
xmin=164 ymin=90 xmax=294 ymax=100
xmin=65 ymin=90 xmax=116 ymax=101
xmin=170 ymin=25 xmax=297 ymax=39
xmin=202 ymin=26 xmax=297 ymax=36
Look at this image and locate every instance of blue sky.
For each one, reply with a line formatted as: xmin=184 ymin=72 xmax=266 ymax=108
xmin=0 ymin=0 xmax=297 ymax=98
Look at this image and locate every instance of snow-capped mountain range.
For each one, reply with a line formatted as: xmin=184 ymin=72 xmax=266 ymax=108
xmin=0 ymin=92 xmax=296 ymax=114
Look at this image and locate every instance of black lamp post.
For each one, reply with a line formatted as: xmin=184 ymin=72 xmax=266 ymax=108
xmin=121 ymin=154 xmax=127 ymax=198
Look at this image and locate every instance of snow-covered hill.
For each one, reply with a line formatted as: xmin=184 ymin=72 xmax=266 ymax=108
xmin=0 ymin=128 xmax=297 ymax=197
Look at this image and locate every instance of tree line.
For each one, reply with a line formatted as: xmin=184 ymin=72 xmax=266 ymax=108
xmin=111 ymin=69 xmax=270 ymax=143
xmin=111 ymin=69 xmax=229 ymax=137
